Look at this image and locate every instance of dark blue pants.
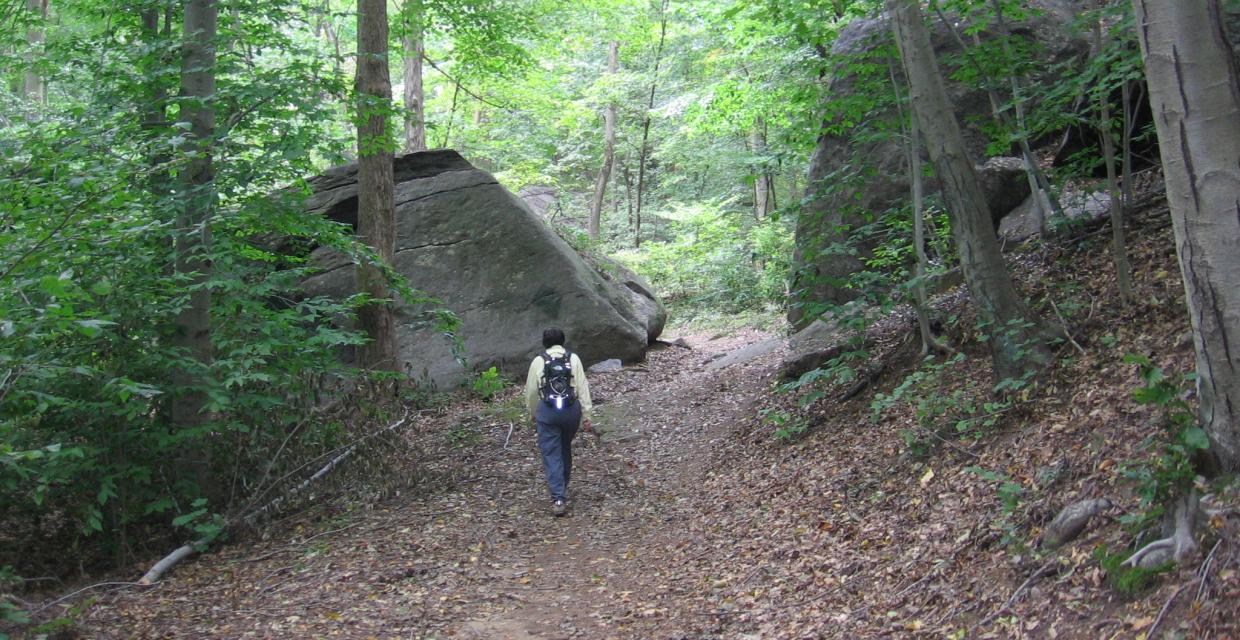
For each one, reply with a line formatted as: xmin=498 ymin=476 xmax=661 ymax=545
xmin=535 ymin=400 xmax=581 ymax=502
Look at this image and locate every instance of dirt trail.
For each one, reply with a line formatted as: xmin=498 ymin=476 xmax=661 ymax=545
xmin=73 ymin=328 xmax=783 ymax=639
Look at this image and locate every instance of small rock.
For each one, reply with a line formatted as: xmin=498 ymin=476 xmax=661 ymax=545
xmin=588 ymin=359 xmax=623 ymax=374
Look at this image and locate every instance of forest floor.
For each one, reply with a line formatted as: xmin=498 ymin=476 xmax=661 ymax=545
xmin=31 ymin=207 xmax=1240 ymax=639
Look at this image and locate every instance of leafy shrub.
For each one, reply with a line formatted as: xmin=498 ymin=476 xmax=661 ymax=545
xmin=616 ymin=202 xmax=793 ymax=318
xmin=472 ymin=367 xmax=505 ymax=401
xmin=1120 ymin=354 xmax=1210 ymax=509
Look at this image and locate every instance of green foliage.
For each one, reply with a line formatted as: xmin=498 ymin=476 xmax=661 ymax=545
xmin=616 ymin=202 xmax=793 ymax=319
xmin=471 ymin=366 xmax=505 ymax=401
xmin=759 ymin=407 xmax=809 ymax=442
xmin=1093 ymin=544 xmax=1173 ymax=595
xmin=1120 ymin=354 xmax=1210 ymax=508
xmin=0 ymin=0 xmax=401 ymax=574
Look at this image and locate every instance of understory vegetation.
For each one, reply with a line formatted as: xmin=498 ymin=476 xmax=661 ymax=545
xmin=3 ymin=0 xmax=1240 ymax=636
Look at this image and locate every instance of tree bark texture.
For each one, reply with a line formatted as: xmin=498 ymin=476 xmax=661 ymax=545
xmin=356 ymin=0 xmax=397 ymax=371
xmin=402 ymin=0 xmax=426 ymax=152
xmin=22 ymin=0 xmax=48 ymax=102
xmin=888 ymin=0 xmax=1049 ymax=380
xmin=588 ymin=41 xmax=619 ymax=240
xmin=1133 ymin=0 xmax=1240 ymax=470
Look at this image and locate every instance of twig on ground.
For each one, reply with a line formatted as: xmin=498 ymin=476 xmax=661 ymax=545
xmin=973 ymin=560 xmax=1056 ymax=631
xmin=35 ymin=581 xmax=146 ymax=613
xmin=1148 ymin=579 xmax=1198 ymax=639
xmin=1049 ymin=298 xmax=1086 ymax=355
xmin=1195 ymin=538 xmax=1224 ymax=603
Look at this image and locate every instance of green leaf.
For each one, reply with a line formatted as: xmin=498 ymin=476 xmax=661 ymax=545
xmin=1183 ymin=427 xmax=1210 ymax=450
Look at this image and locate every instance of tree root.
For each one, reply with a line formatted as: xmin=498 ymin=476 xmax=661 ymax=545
xmin=1124 ymin=490 xmax=1200 ymax=569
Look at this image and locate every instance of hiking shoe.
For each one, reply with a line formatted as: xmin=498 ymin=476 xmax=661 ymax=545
xmin=551 ymin=500 xmax=567 ymax=517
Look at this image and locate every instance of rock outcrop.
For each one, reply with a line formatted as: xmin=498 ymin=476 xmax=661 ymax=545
xmin=299 ymin=150 xmax=666 ymax=387
xmin=789 ymin=2 xmax=1086 ymax=329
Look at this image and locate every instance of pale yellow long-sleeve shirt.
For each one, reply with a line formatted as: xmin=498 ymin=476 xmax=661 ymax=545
xmin=524 ymin=345 xmax=592 ymax=420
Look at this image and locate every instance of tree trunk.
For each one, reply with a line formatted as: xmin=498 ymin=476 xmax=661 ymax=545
xmin=984 ymin=0 xmax=1065 ymax=229
xmin=750 ymin=117 xmax=773 ymax=220
xmin=1132 ymin=0 xmax=1240 ymax=471
xmin=1094 ymin=20 xmax=1133 ymax=304
xmin=934 ymin=5 xmax=1063 ymax=232
xmin=442 ymin=80 xmax=461 ymax=149
xmin=888 ymin=0 xmax=1050 ymax=380
xmin=402 ymin=0 xmax=426 ymax=152
xmin=889 ymin=55 xmax=944 ymax=356
xmin=634 ymin=0 xmax=669 ymax=248
xmin=356 ymin=0 xmax=397 ymax=371
xmin=140 ymin=7 xmax=171 ymax=196
xmin=22 ymin=0 xmax=48 ymax=102
xmin=173 ymin=0 xmax=217 ymax=490
xmin=588 ymin=40 xmax=619 ymax=240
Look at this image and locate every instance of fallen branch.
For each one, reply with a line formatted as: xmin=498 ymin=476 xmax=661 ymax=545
xmin=973 ymin=560 xmax=1056 ymax=631
xmin=244 ymin=413 xmax=410 ymax=524
xmin=35 ymin=581 xmax=145 ymax=613
xmin=1048 ymin=298 xmax=1086 ymax=355
xmin=140 ymin=414 xmax=411 ymax=586
xmin=1147 ymin=579 xmax=1198 ymax=639
xmin=139 ymin=538 xmax=211 ymax=585
xmin=1195 ymin=538 xmax=1224 ymax=603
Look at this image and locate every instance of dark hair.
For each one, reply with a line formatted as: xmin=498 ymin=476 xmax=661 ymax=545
xmin=542 ymin=328 xmax=565 ymax=348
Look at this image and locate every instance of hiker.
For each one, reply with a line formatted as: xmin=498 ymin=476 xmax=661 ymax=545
xmin=524 ymin=328 xmax=593 ymax=517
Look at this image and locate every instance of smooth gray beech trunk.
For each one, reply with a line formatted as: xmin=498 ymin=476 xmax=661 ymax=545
xmin=173 ymin=0 xmax=217 ymax=490
xmin=402 ymin=0 xmax=426 ymax=153
xmin=888 ymin=0 xmax=1050 ymax=380
xmin=356 ymin=0 xmax=397 ymax=370
xmin=589 ymin=41 xmax=619 ymax=240
xmin=1132 ymin=0 xmax=1240 ymax=471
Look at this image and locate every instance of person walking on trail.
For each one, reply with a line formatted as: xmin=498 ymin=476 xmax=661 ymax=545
xmin=524 ymin=328 xmax=592 ymax=517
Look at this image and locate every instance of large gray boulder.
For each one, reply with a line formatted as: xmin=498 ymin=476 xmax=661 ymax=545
xmin=789 ymin=2 xmax=1086 ymax=329
xmin=299 ymin=150 xmax=666 ymax=387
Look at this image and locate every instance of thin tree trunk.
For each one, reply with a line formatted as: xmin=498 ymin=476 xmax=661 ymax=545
xmin=623 ymin=162 xmax=634 ymax=231
xmin=889 ymin=56 xmax=946 ymax=355
xmin=442 ymin=81 xmax=461 ymax=149
xmin=1093 ymin=20 xmax=1133 ymax=304
xmin=356 ymin=0 xmax=397 ymax=371
xmin=140 ymin=7 xmax=171 ymax=196
xmin=1121 ymin=80 xmax=1139 ymax=211
xmin=985 ymin=0 xmax=1065 ymax=227
xmin=889 ymin=0 xmax=1050 ymax=380
xmin=634 ymin=0 xmax=669 ymax=248
xmin=22 ymin=0 xmax=48 ymax=102
xmin=908 ymin=115 xmax=940 ymax=355
xmin=402 ymin=0 xmax=426 ymax=152
xmin=1132 ymin=0 xmax=1240 ymax=471
xmin=934 ymin=5 xmax=1064 ymax=231
xmin=750 ymin=117 xmax=772 ymax=220
xmin=589 ymin=41 xmax=619 ymax=240
xmin=173 ymin=0 xmax=217 ymax=490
